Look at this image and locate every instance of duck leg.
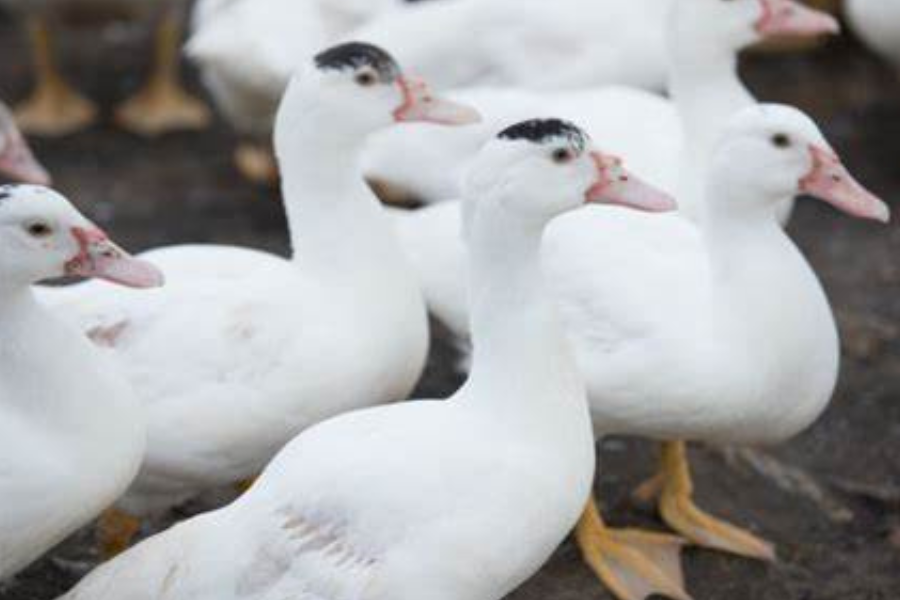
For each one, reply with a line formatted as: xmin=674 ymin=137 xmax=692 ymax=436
xmin=96 ymin=508 xmax=142 ymax=558
xmin=576 ymin=496 xmax=691 ymax=600
xmin=234 ymin=143 xmax=278 ymax=184
xmin=14 ymin=15 xmax=97 ymax=136
xmin=115 ymin=8 xmax=211 ymax=136
xmin=644 ymin=441 xmax=777 ymax=560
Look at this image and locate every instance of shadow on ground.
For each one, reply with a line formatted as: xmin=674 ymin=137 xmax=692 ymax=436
xmin=0 ymin=6 xmax=898 ymax=600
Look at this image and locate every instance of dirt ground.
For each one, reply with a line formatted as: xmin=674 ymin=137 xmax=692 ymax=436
xmin=0 ymin=5 xmax=898 ymax=600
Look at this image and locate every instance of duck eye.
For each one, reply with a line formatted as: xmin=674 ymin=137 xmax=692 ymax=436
xmin=772 ymin=133 xmax=792 ymax=149
xmin=25 ymin=221 xmax=53 ymax=238
xmin=355 ymin=69 xmax=378 ymax=87
xmin=552 ymin=148 xmax=576 ymax=164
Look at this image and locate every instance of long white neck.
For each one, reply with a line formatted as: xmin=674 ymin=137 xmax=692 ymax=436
xmin=462 ymin=200 xmax=589 ymax=432
xmin=667 ymin=24 xmax=755 ymax=209
xmin=667 ymin=20 xmax=796 ymax=224
xmin=669 ymin=44 xmax=754 ymax=161
xmin=276 ymin=100 xmax=420 ymax=298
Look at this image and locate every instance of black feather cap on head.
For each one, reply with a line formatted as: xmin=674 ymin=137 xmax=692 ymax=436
xmin=498 ymin=119 xmax=589 ymax=154
xmin=314 ymin=42 xmax=401 ymax=84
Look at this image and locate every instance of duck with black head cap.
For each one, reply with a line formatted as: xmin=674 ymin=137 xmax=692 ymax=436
xmin=383 ymin=0 xmax=843 ymax=381
xmin=381 ymin=103 xmax=888 ymax=600
xmin=53 ymin=117 xmax=675 ymax=600
xmin=39 ymin=41 xmax=479 ymax=557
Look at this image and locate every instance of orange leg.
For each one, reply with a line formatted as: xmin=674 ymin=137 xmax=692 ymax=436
xmin=115 ymin=8 xmax=211 ymax=136
xmin=576 ymin=495 xmax=691 ymax=600
xmin=14 ymin=15 xmax=97 ymax=136
xmin=639 ymin=441 xmax=777 ymax=561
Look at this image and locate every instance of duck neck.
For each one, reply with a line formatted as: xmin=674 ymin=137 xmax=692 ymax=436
xmin=463 ymin=201 xmax=586 ymax=424
xmin=278 ymin=110 xmax=413 ymax=293
xmin=668 ymin=33 xmax=755 ymax=193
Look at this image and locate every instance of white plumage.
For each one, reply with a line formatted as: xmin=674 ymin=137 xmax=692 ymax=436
xmin=188 ymin=0 xmax=671 ymax=154
xmin=384 ymin=0 xmax=844 ymax=363
xmin=399 ymin=104 xmax=888 ymax=450
xmin=187 ymin=0 xmax=404 ymax=140
xmin=0 ymin=187 xmax=152 ymax=580
xmin=365 ymin=0 xmax=830 ymax=221
xmin=54 ymin=119 xmax=620 ymax=600
xmin=368 ymin=85 xmax=680 ymax=206
xmin=351 ymin=0 xmax=670 ymax=93
xmin=39 ymin=48 xmax=438 ymax=518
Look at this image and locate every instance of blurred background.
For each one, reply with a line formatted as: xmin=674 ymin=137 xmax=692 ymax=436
xmin=0 ymin=1 xmax=898 ymax=599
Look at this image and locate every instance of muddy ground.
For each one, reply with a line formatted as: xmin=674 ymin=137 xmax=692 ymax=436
xmin=0 ymin=5 xmax=898 ymax=600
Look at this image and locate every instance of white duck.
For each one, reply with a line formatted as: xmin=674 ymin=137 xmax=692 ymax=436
xmin=186 ymin=0 xmax=403 ymax=181
xmin=39 ymin=42 xmax=480 ymax=556
xmin=846 ymin=0 xmax=900 ymax=70
xmin=366 ymin=0 xmax=839 ymax=217
xmin=55 ymin=117 xmax=674 ymax=600
xmin=0 ymin=184 xmax=162 ymax=581
xmin=0 ymin=101 xmax=51 ymax=185
xmin=398 ymin=105 xmax=890 ymax=600
xmin=1 ymin=0 xmax=210 ymax=136
xmin=562 ymin=103 xmax=889 ymax=596
xmin=385 ymin=0 xmax=840 ymax=353
xmin=351 ymin=0 xmax=671 ymax=94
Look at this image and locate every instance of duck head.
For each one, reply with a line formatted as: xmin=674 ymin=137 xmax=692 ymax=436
xmin=276 ymin=41 xmax=480 ymax=146
xmin=708 ymin=104 xmax=889 ymax=223
xmin=463 ymin=118 xmax=676 ymax=228
xmin=670 ymin=0 xmax=839 ymax=53
xmin=0 ymin=104 xmax=51 ymax=186
xmin=0 ymin=185 xmax=165 ymax=288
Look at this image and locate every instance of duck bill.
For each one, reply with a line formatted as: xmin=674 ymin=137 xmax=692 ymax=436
xmin=800 ymin=145 xmax=890 ymax=223
xmin=393 ymin=76 xmax=481 ymax=126
xmin=586 ymin=151 xmax=677 ymax=212
xmin=65 ymin=227 xmax=165 ymax=288
xmin=0 ymin=133 xmax=51 ymax=186
xmin=755 ymin=0 xmax=840 ymax=38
